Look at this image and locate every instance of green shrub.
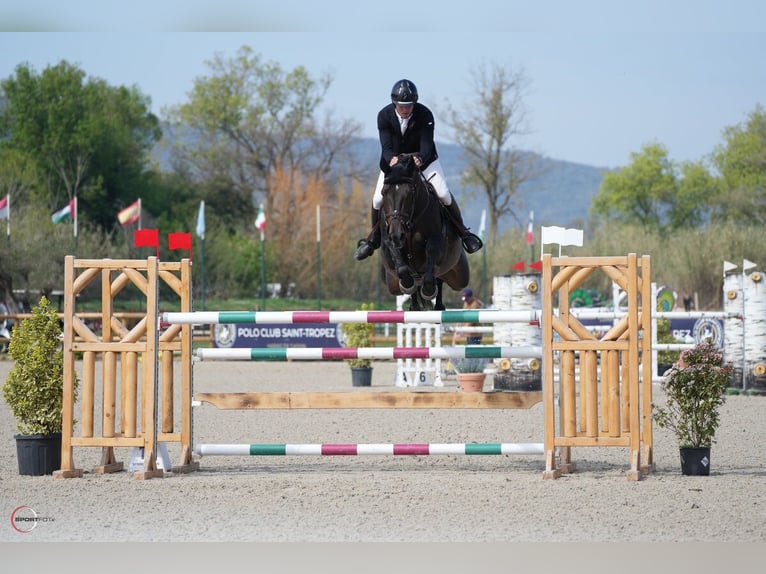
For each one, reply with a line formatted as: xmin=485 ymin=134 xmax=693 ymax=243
xmin=2 ymin=296 xmax=78 ymax=435
xmin=653 ymin=342 xmax=732 ymax=448
xmin=341 ymin=303 xmax=375 ymax=369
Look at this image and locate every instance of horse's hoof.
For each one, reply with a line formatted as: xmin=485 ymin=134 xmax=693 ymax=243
xmin=398 ymin=270 xmax=415 ymax=291
xmin=421 ymin=285 xmax=437 ymax=300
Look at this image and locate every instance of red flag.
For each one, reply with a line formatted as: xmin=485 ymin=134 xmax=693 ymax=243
xmin=168 ymin=232 xmax=193 ymax=260
xmin=134 ymin=228 xmax=159 ymax=248
xmin=530 ymin=260 xmax=543 ymax=272
xmin=168 ymin=232 xmax=192 ymax=251
xmin=512 ymin=261 xmax=526 ymax=271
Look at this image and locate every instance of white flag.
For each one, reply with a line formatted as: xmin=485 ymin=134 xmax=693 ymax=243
xmin=196 ymin=200 xmax=205 ymax=240
xmin=541 ymin=226 xmax=583 ymax=247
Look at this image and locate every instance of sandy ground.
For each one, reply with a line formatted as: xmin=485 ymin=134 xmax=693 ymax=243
xmin=1 ymin=357 xmax=765 ymax=546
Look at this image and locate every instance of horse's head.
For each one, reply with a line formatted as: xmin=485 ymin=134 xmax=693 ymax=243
xmin=380 ymin=177 xmax=415 ymax=250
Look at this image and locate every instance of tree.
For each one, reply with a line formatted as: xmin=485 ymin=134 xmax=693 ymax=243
xmin=164 ymin=46 xmax=362 ymax=225
xmin=0 ymin=60 xmax=161 ymax=231
xmin=590 ymin=142 xmax=717 ymax=235
xmin=711 ymin=105 xmax=766 ymax=225
xmin=163 ymin=45 xmax=364 ymax=295
xmin=443 ymin=62 xmax=536 ymax=244
xmin=591 ymin=143 xmax=675 ymax=233
xmin=0 ymin=147 xmax=39 ymax=208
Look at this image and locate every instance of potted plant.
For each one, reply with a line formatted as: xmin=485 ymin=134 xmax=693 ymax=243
xmin=341 ymin=303 xmax=375 ymax=387
xmin=2 ymin=295 xmax=78 ymax=475
xmin=454 ymin=357 xmax=487 ymax=392
xmin=652 ymin=341 xmax=732 ymax=476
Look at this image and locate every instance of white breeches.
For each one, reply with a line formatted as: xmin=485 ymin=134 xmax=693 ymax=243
xmin=371 ymin=158 xmax=451 ymax=210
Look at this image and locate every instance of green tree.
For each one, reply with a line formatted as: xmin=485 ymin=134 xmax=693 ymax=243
xmin=711 ymin=105 xmax=766 ymax=225
xmin=0 ymin=148 xmax=39 ymax=207
xmin=443 ymin=62 xmax=537 ymax=244
xmin=591 ymin=142 xmax=677 ymax=233
xmin=0 ymin=60 xmax=161 ymax=231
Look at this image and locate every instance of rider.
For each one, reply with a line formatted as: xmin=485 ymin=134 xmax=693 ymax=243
xmin=354 ymin=79 xmax=483 ymax=261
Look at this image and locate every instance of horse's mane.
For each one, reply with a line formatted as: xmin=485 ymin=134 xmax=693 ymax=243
xmin=383 ymin=156 xmax=418 ymax=184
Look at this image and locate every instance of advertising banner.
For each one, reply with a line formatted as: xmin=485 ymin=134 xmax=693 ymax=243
xmin=213 ymin=323 xmax=343 ymax=348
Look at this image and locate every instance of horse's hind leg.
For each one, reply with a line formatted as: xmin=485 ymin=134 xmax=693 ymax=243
xmin=434 ymin=279 xmax=445 ymax=311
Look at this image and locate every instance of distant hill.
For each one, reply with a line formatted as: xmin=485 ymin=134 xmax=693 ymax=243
xmin=350 ymin=138 xmax=609 ymax=234
xmin=154 ymin=129 xmax=608 ymax=234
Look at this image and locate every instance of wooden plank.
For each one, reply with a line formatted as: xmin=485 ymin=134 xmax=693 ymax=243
xmin=74 ymin=258 xmax=153 ymax=270
xmin=72 ymin=342 xmax=147 ymax=352
xmin=71 ymin=437 xmax=146 ymax=447
xmin=552 ymin=340 xmax=630 ymax=351
xmin=553 ymin=436 xmax=632 ymax=447
xmin=194 ymin=390 xmax=544 ymax=410
xmin=551 ymin=255 xmax=630 ymax=267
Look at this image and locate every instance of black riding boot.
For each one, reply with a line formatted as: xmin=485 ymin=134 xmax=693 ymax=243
xmin=354 ymin=208 xmax=381 ymax=261
xmin=444 ymin=197 xmax=483 ymax=254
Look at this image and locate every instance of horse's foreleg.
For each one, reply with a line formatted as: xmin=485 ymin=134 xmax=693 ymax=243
xmin=388 ymin=247 xmax=415 ymax=292
xmin=420 ymin=236 xmax=441 ymax=300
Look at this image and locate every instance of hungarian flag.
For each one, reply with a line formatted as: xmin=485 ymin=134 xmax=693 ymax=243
xmin=526 ymin=211 xmax=534 ymax=245
xmin=255 ymin=204 xmax=266 ymax=231
xmin=118 ymin=199 xmax=141 ymax=226
xmin=52 ymin=199 xmax=75 ymax=223
xmin=0 ymin=195 xmax=8 ymax=220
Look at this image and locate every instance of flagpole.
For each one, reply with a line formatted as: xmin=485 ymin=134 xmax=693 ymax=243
xmin=316 ymin=204 xmax=322 ymax=310
xmin=196 ymin=200 xmax=206 ymax=310
xmin=259 ymin=228 xmax=266 ymax=310
xmin=479 ymin=209 xmax=487 ymax=303
xmin=527 ymin=211 xmax=534 ymax=264
xmin=6 ymin=194 xmax=10 ymax=242
xmin=138 ymin=198 xmax=142 ymax=230
xmin=255 ymin=203 xmax=267 ymax=310
xmin=73 ymin=196 xmax=78 ymax=251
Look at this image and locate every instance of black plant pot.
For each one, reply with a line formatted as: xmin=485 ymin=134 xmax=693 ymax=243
xmin=15 ymin=433 xmax=62 ymax=476
xmin=680 ymin=446 xmax=711 ymax=476
xmin=351 ymin=366 xmax=373 ymax=387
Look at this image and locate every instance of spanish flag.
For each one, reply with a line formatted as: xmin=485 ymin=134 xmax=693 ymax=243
xmin=118 ymin=199 xmax=141 ymax=227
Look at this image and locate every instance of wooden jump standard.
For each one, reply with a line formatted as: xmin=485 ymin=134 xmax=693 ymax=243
xmin=55 ymin=254 xmax=653 ymax=480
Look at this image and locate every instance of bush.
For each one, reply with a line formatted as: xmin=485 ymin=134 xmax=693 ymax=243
xmin=653 ymin=342 xmax=732 ymax=448
xmin=2 ymin=295 xmax=78 ymax=435
xmin=341 ymin=303 xmax=375 ymax=369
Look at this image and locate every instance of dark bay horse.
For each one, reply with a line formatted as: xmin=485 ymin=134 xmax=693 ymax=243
xmin=379 ymin=154 xmax=470 ymax=311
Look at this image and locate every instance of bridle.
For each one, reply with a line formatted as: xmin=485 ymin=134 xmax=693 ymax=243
xmin=382 ymin=173 xmax=433 ymax=235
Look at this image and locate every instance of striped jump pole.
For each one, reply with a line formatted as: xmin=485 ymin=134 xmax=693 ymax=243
xmin=163 ymin=309 xmax=540 ymax=325
xmin=195 ymin=345 xmax=543 ymax=361
xmin=195 ymin=442 xmax=545 ymax=456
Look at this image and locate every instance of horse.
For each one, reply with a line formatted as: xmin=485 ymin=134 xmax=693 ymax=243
xmin=378 ymin=153 xmax=470 ymax=311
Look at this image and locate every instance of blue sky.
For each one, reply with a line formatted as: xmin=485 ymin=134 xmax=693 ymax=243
xmin=1 ymin=1 xmax=765 ymax=168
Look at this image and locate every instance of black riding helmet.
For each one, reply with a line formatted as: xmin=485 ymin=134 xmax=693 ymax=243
xmin=391 ymin=79 xmax=418 ymax=105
